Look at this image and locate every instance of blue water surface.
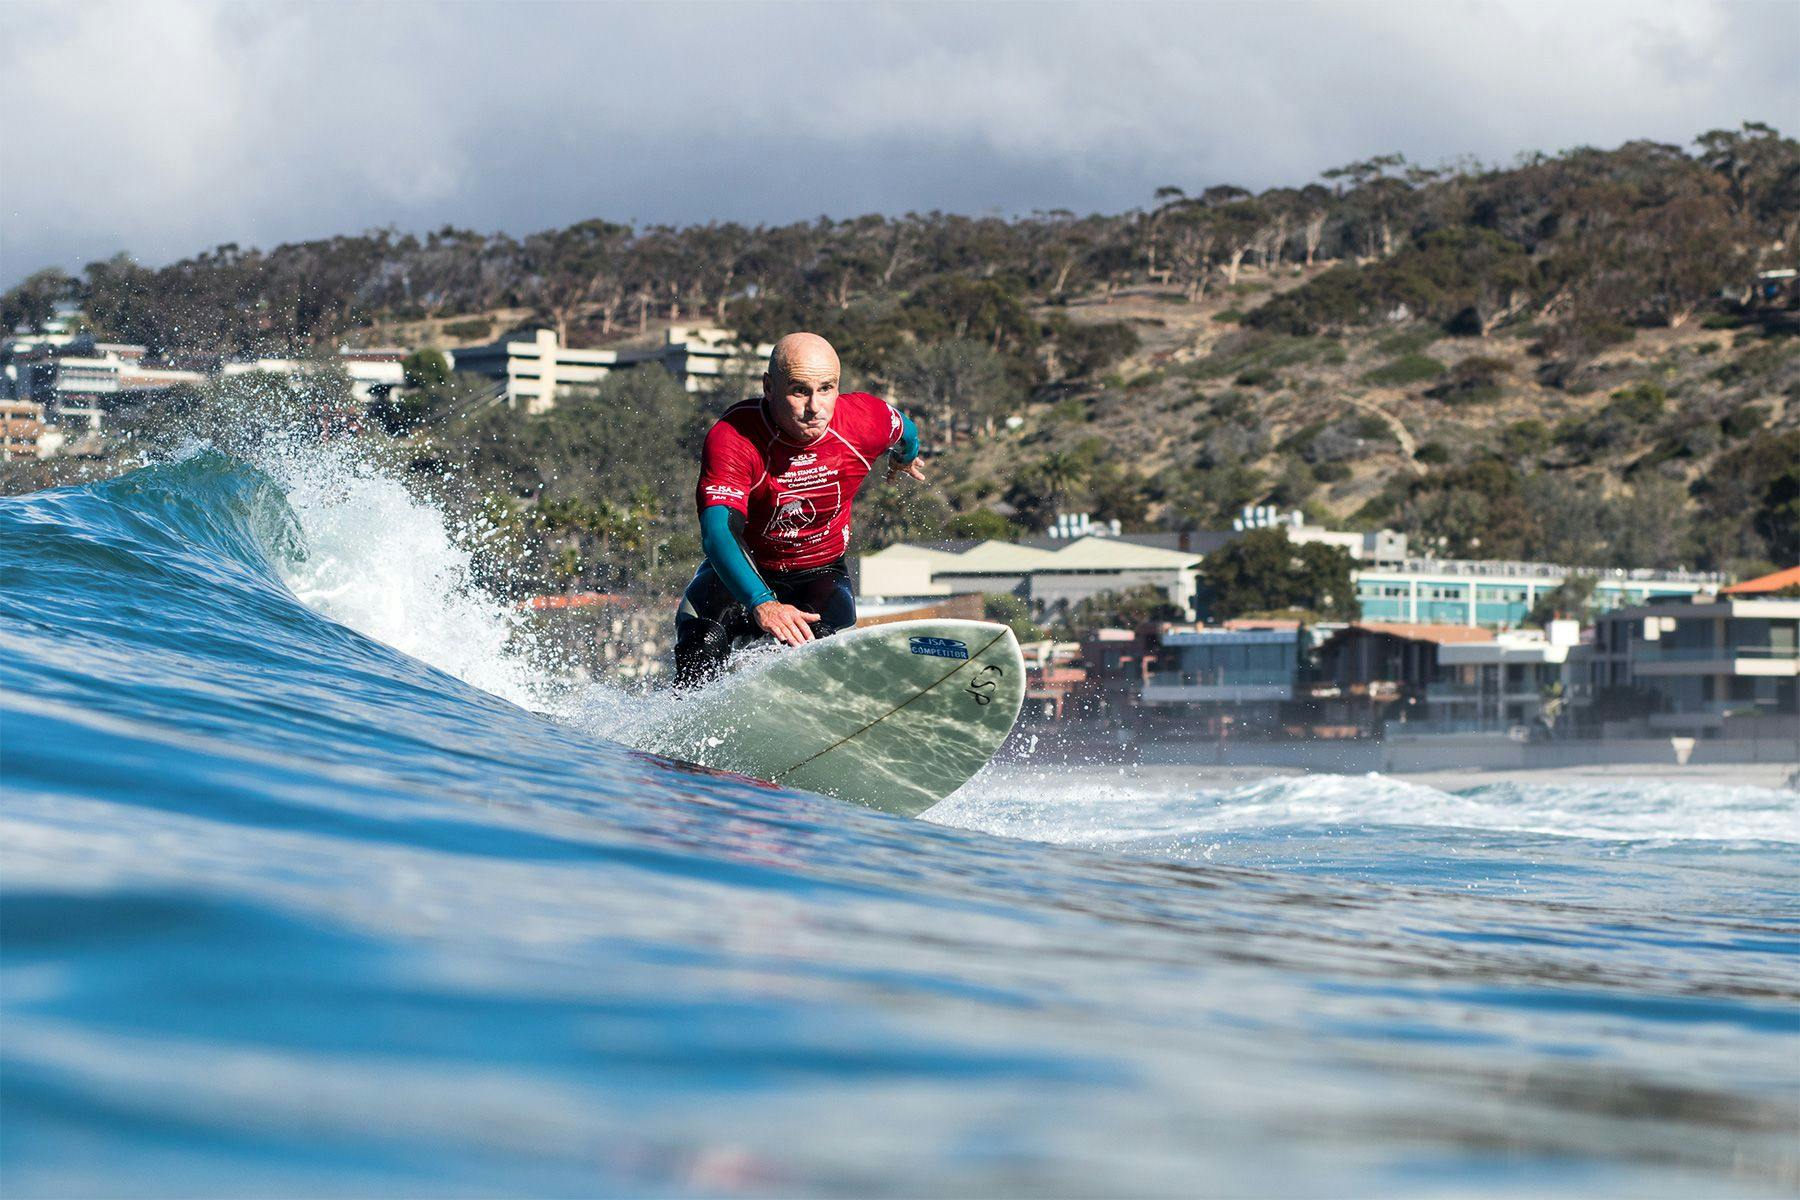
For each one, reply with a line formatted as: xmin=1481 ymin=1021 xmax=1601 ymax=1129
xmin=2 ymin=453 xmax=1796 ymax=1197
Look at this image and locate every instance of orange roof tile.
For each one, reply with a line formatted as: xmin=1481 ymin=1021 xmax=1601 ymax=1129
xmin=1722 ymin=566 xmax=1800 ymax=595
xmin=1346 ymin=621 xmax=1495 ymax=644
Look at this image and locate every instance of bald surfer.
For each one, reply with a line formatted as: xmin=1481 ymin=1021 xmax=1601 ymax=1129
xmin=674 ymin=332 xmax=926 ymax=687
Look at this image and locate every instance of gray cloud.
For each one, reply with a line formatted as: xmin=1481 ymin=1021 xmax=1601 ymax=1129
xmin=3 ymin=0 xmax=1794 ymax=285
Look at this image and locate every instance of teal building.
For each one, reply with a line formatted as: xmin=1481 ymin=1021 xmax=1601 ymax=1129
xmin=1353 ymin=561 xmax=1722 ymax=629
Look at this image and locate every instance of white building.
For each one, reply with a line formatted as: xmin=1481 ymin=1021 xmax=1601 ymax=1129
xmin=1233 ymin=504 xmax=1409 ymax=565
xmin=9 ymin=342 xmax=206 ymax=432
xmin=450 ymin=326 xmax=771 ymax=413
xmin=220 ymin=350 xmax=405 ymax=405
xmin=857 ymin=536 xmax=1204 ymax=620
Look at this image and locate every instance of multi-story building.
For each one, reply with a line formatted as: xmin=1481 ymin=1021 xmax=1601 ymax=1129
xmin=450 ymin=326 xmax=771 ymax=412
xmin=1586 ymin=593 xmax=1799 ymax=735
xmin=7 ymin=341 xmax=207 ymax=435
xmin=0 ymin=399 xmax=44 ymax=460
xmin=1421 ymin=622 xmax=1579 ymax=733
xmin=1142 ymin=627 xmax=1302 ymax=733
xmin=1295 ymin=621 xmax=1496 ymax=737
xmin=219 ymin=351 xmax=405 ymax=405
xmin=1233 ymin=505 xmax=1410 ymax=565
xmin=1353 ymin=558 xmax=1720 ymax=629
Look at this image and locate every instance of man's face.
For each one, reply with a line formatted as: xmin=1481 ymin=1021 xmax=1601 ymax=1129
xmin=764 ymin=351 xmax=838 ymax=442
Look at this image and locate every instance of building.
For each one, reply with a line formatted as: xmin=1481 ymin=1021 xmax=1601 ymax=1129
xmin=1143 ymin=627 xmax=1302 ymax=733
xmin=1722 ymin=566 xmax=1800 ymax=597
xmin=1353 ymin=558 xmax=1720 ymax=629
xmin=450 ymin=326 xmax=771 ymax=412
xmin=1233 ymin=504 xmax=1410 ymax=565
xmin=1586 ymin=596 xmax=1799 ymax=735
xmin=219 ymin=350 xmax=405 ymax=405
xmin=6 ymin=341 xmax=207 ymax=434
xmin=857 ymin=535 xmax=1204 ymax=620
xmin=1294 ymin=622 xmax=1496 ymax=737
xmin=1020 ymin=641 xmax=1089 ymax=721
xmin=1422 ymin=622 xmax=1579 ymax=734
xmin=0 ymin=399 xmax=44 ymax=460
xmin=1077 ymin=628 xmax=1154 ymax=721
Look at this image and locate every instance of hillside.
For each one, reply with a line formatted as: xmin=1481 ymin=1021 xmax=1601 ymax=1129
xmin=913 ymin=268 xmax=1796 ymax=577
xmin=4 ymin=123 xmax=1797 ymax=595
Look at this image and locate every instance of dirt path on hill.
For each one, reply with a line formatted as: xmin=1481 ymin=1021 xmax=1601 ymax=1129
xmin=1346 ymin=394 xmax=1422 ymax=471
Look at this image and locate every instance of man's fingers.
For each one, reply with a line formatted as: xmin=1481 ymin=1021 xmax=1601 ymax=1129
xmin=757 ymin=604 xmax=823 ymax=647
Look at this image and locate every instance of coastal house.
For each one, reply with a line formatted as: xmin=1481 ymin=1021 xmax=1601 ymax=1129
xmin=0 ymin=399 xmax=44 ymax=460
xmin=1420 ymin=622 xmax=1579 ymax=734
xmin=220 ymin=350 xmax=407 ymax=405
xmin=3 ymin=338 xmax=207 ymax=436
xmin=1142 ymin=626 xmax=1303 ymax=734
xmin=1585 ymin=593 xmax=1800 ymax=738
xmin=1294 ymin=621 xmax=1495 ymax=738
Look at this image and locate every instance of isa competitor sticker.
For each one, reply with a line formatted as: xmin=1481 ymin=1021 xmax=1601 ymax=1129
xmin=908 ymin=636 xmax=970 ymax=660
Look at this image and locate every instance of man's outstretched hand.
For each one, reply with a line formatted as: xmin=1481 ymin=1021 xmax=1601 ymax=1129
xmin=754 ymin=601 xmax=821 ymax=647
xmin=887 ymin=457 xmax=928 ymax=484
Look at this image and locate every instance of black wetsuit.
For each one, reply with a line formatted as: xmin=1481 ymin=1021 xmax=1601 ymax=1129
xmin=672 ymin=556 xmax=856 ymax=688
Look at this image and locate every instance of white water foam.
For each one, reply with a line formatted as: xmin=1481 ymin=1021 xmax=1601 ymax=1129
xmin=255 ymin=440 xmax=552 ymax=711
xmin=932 ymin=765 xmax=1800 ymax=846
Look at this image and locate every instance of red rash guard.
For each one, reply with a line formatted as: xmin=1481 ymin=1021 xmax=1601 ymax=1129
xmin=696 ymin=392 xmax=906 ymax=572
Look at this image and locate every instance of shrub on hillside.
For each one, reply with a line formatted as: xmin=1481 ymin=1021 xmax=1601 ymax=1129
xmin=1425 ymin=355 xmax=1510 ymax=404
xmin=1413 ymin=441 xmax=1452 ymax=465
xmin=1721 ymin=405 xmax=1766 ymax=437
xmin=946 ymin=510 xmax=1020 ymax=540
xmin=442 ymin=317 xmax=493 ymax=341
xmin=1363 ymin=353 xmax=1445 ymax=386
xmin=1248 ymin=229 xmax=1536 ymax=335
xmin=1047 ymin=317 xmax=1140 ymax=378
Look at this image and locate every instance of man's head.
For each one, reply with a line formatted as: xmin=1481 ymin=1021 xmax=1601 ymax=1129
xmin=763 ymin=332 xmax=840 ymax=442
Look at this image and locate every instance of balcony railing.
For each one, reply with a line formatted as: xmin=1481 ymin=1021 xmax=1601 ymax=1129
xmin=1633 ymin=644 xmax=1799 ymax=662
xmin=1368 ymin=559 xmax=1725 ymax=585
xmin=1152 ymin=670 xmax=1295 ymax=687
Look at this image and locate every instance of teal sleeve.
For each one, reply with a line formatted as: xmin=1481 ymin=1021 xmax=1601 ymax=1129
xmin=893 ymin=410 xmax=920 ymax=463
xmin=700 ymin=504 xmax=775 ymax=609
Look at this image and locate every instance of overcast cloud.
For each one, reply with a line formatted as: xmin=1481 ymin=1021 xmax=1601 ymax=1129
xmin=3 ymin=0 xmax=1795 ymax=285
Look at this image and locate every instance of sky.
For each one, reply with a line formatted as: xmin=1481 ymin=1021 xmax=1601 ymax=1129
xmin=3 ymin=0 xmax=1795 ymax=286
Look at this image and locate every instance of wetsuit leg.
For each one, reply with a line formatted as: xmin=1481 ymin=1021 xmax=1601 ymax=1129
xmin=778 ymin=564 xmax=856 ymax=636
xmin=673 ymin=563 xmax=756 ymax=688
xmin=673 ymin=559 xmax=858 ymax=688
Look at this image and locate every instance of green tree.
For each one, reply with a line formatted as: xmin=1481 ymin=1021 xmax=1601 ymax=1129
xmin=945 ymin=509 xmax=1019 ymax=539
xmin=1198 ymin=528 xmax=1355 ymax=620
xmin=1062 ymin=584 xmax=1183 ymax=636
xmin=1527 ymin=574 xmax=1598 ymax=625
xmin=402 ymin=348 xmax=453 ymax=391
xmin=0 ymin=268 xmax=77 ymax=333
xmin=1086 ymin=463 xmax=1151 ymax=528
xmin=889 ymin=339 xmax=1014 ymax=445
xmin=983 ymin=593 xmax=1045 ymax=642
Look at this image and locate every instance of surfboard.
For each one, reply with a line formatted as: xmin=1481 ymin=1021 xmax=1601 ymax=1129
xmin=640 ymin=619 xmax=1025 ymax=817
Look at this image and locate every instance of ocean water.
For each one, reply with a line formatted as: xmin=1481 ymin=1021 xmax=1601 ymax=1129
xmin=2 ymin=447 xmax=1796 ymax=1198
